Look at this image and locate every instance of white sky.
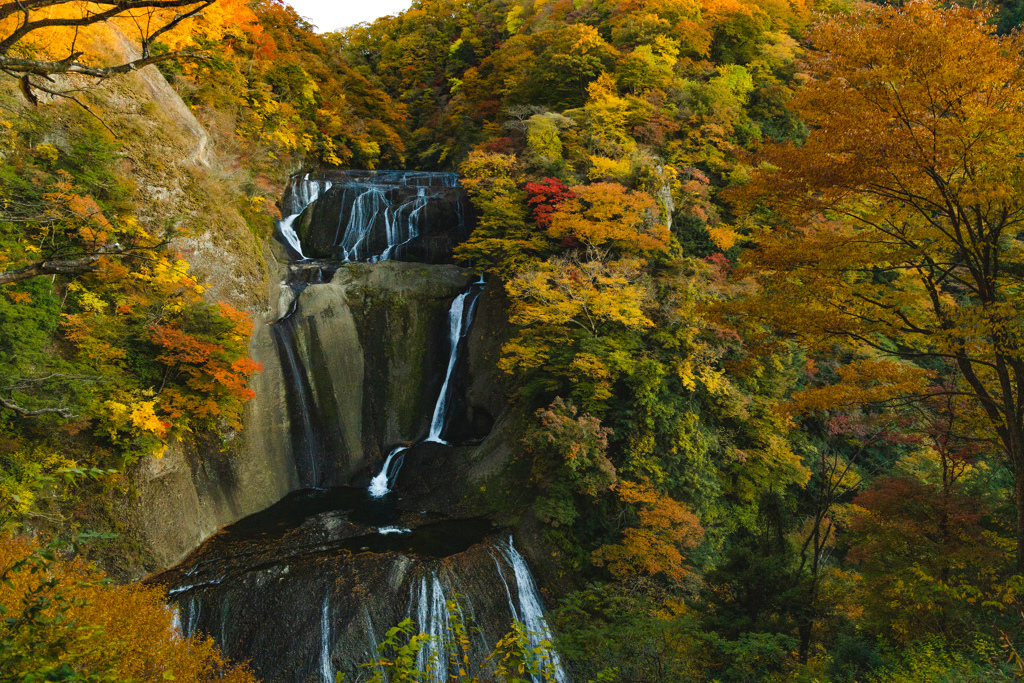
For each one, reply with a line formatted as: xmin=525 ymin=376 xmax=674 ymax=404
xmin=285 ymin=0 xmax=412 ymax=32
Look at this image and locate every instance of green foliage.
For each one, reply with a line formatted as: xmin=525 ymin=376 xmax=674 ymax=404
xmin=359 ymin=608 xmax=563 ymax=683
xmin=867 ymin=638 xmax=1017 ymax=683
xmin=0 ymin=87 xmax=260 ymax=527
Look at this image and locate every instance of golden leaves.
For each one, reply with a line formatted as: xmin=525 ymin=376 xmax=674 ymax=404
xmin=592 ymin=478 xmax=704 ymax=582
xmin=548 ymin=182 xmax=668 ymax=254
xmin=786 ymin=359 xmax=935 ymax=416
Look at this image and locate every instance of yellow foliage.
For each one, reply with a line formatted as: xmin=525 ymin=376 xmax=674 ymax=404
xmin=592 ymin=479 xmax=704 ymax=582
xmin=0 ymin=535 xmax=258 ymax=682
xmin=549 ymin=183 xmax=668 ymax=254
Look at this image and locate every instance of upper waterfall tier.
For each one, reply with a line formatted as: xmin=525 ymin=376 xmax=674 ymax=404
xmin=278 ymin=170 xmax=472 ymax=264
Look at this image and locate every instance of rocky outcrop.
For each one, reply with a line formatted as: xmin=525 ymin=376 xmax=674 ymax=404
xmin=282 ymin=261 xmax=476 ymax=487
xmin=129 ymin=260 xmax=516 ymax=570
xmin=148 ymin=487 xmax=561 ymax=683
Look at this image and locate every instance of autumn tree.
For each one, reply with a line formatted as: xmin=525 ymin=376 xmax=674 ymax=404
xmin=0 ymin=0 xmax=223 ymax=104
xmin=592 ymin=478 xmax=704 ymax=583
xmin=735 ymin=1 xmax=1024 ymax=570
xmin=525 ymin=397 xmax=617 ymax=527
xmin=847 ymin=474 xmax=1016 ymax=645
xmin=501 ymin=250 xmax=655 ymax=412
xmin=548 ymin=182 xmax=669 ymax=255
xmin=0 ymin=535 xmax=258 ymax=682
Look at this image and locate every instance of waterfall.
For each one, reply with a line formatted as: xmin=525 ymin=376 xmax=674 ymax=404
xmin=496 ymin=538 xmax=570 ymax=683
xmin=272 ymin=309 xmax=321 ymax=489
xmin=415 ymin=574 xmax=451 ymax=683
xmin=278 ymin=174 xmax=333 ymax=260
xmin=158 ymin=169 xmax=577 ymax=682
xmin=367 ymin=283 xmax=483 ymax=497
xmin=170 ymin=607 xmax=182 ymax=640
xmin=368 ymin=445 xmax=408 ymax=498
xmin=285 ymin=169 xmax=468 ymax=263
xmin=220 ymin=595 xmax=229 ymax=653
xmin=336 ymin=185 xmax=433 ymax=263
xmin=183 ymin=595 xmax=200 ymax=639
xmin=320 ymin=592 xmax=333 ymax=683
xmin=364 ymin=607 xmax=386 ymax=679
xmin=426 ymin=285 xmax=482 ymax=444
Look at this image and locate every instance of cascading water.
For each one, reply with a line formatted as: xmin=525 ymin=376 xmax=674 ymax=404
xmin=320 ymin=593 xmax=333 ymax=683
xmin=426 ymin=285 xmax=482 ymax=444
xmin=367 ymin=282 xmax=483 ymax=497
xmin=282 ymin=170 xmax=468 ymax=263
xmin=334 ymin=184 xmax=431 ymax=263
xmin=278 ymin=174 xmax=332 ymax=260
xmin=272 ymin=296 xmax=322 ymax=489
xmin=156 ymin=169 xmax=572 ymax=682
xmin=157 ymin=506 xmax=569 ymax=682
xmin=367 ymin=445 xmax=408 ymax=498
xmin=496 ymin=538 xmax=570 ymax=683
xmin=414 ymin=574 xmax=452 ymax=683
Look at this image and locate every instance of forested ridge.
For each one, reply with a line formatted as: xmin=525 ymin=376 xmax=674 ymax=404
xmin=2 ymin=0 xmax=1024 ymax=680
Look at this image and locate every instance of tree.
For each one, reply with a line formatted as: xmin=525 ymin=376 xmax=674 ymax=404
xmin=500 ymin=249 xmax=654 ymax=412
xmin=592 ymin=478 xmax=704 ymax=583
xmin=0 ymin=535 xmax=258 ymax=682
xmin=0 ymin=0 xmax=220 ymax=105
xmin=847 ymin=474 xmax=1016 ymax=645
xmin=548 ymin=183 xmax=669 ymax=255
xmin=735 ymin=1 xmax=1024 ymax=570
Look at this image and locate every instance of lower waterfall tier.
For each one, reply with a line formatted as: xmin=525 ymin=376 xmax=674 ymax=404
xmin=150 ymin=488 xmax=567 ymax=682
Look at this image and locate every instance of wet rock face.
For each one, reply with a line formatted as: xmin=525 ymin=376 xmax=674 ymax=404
xmin=272 ymin=261 xmax=477 ymax=489
xmin=283 ymin=171 xmax=474 ymax=264
xmin=140 ymin=168 xmax=574 ymax=683
xmin=150 ymin=490 xmax=562 ymax=683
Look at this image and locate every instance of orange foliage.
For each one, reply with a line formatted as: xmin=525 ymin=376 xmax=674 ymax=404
xmin=592 ymin=479 xmax=704 ymax=582
xmin=548 ymin=182 xmax=668 ymax=254
xmin=785 ymin=359 xmax=935 ymax=416
xmin=148 ymin=306 xmax=261 ymax=429
xmin=0 ymin=535 xmax=257 ymax=682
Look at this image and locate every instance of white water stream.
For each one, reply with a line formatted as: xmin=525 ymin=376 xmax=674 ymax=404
xmin=320 ymin=593 xmax=333 ymax=683
xmin=425 ymin=288 xmax=472 ymax=443
xmin=367 ymin=284 xmax=482 ymax=497
xmin=278 ymin=174 xmax=331 ymax=260
xmin=496 ymin=538 xmax=570 ymax=683
xmin=279 ymin=171 xmax=463 ymax=263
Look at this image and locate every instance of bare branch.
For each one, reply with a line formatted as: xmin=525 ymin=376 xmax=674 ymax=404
xmin=16 ymin=75 xmax=118 ymax=136
xmin=0 ymin=395 xmax=77 ymax=419
xmin=0 ymin=51 xmax=206 ymax=80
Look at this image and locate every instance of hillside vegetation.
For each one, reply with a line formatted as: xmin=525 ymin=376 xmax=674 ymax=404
xmin=2 ymin=0 xmax=1024 ymax=681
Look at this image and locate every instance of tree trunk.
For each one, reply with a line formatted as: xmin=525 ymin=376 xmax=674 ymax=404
xmin=1016 ymin=455 xmax=1024 ymax=574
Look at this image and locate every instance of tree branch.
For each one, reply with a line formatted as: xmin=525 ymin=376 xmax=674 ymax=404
xmin=0 ymin=395 xmax=76 ymax=419
xmin=0 ymin=243 xmax=122 ymax=285
xmin=0 ymin=51 xmax=206 ymax=80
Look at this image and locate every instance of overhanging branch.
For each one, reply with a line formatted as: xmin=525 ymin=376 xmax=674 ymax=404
xmin=0 ymin=51 xmax=206 ymax=80
xmin=0 ymin=396 xmax=77 ymax=419
xmin=0 ymin=243 xmax=122 ymax=285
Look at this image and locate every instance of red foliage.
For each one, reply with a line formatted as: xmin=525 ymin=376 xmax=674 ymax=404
xmin=525 ymin=177 xmax=576 ymax=229
xmin=148 ymin=316 xmax=262 ymax=428
xmin=704 ymin=252 xmax=730 ymax=281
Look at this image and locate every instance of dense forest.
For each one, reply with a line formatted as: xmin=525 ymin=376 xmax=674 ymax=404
xmin=2 ymin=0 xmax=1024 ymax=680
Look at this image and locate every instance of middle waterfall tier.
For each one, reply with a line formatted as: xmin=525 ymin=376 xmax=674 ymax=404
xmin=368 ymin=281 xmax=484 ymax=498
xmin=266 ymin=262 xmax=491 ymax=493
xmin=278 ymin=170 xmax=472 ymax=264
